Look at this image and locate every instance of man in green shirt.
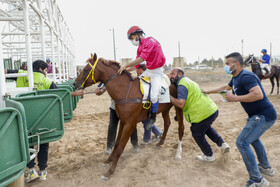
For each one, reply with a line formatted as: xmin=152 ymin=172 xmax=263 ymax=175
xmin=170 ymin=67 xmax=229 ymax=162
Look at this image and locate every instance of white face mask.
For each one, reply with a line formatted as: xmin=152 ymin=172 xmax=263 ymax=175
xmin=131 ymin=39 xmax=140 ymax=46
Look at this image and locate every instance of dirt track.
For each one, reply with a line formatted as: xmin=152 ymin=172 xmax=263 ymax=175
xmin=27 ymin=76 xmax=280 ymax=187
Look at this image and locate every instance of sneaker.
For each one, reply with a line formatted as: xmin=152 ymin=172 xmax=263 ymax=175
xmin=196 ymin=154 xmax=215 ymax=162
xmin=39 ymin=169 xmax=47 ymax=181
xmin=105 ymin=147 xmax=112 ymax=155
xmin=26 ymin=168 xmax=39 ymax=183
xmin=258 ymin=165 xmax=274 ymax=176
xmin=152 ymin=134 xmax=162 ymax=143
xmin=219 ymin=142 xmax=230 ymax=153
xmin=246 ymin=178 xmax=269 ymax=187
xmin=141 ymin=140 xmax=150 ymax=145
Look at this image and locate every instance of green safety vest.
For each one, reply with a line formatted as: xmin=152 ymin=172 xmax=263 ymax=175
xmin=16 ymin=70 xmax=52 ymax=90
xmin=178 ymin=77 xmax=218 ymax=123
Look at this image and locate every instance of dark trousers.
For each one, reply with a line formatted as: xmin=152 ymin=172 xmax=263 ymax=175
xmin=107 ymin=108 xmax=138 ymax=149
xmin=191 ymin=110 xmax=224 ymax=156
xmin=27 ymin=143 xmax=49 ymax=170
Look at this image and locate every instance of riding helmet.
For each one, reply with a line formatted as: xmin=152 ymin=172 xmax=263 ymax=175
xmin=127 ymin=26 xmax=144 ymax=39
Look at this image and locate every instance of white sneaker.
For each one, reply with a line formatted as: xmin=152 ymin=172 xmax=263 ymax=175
xmin=104 ymin=147 xmax=112 ymax=155
xmin=219 ymin=142 xmax=230 ymax=153
xmin=246 ymin=178 xmax=269 ymax=187
xmin=39 ymin=169 xmax=47 ymax=181
xmin=26 ymin=168 xmax=39 ymax=183
xmin=196 ymin=154 xmax=215 ymax=162
xmin=258 ymin=165 xmax=274 ymax=176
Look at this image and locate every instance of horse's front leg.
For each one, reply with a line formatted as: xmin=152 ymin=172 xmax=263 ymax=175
xmin=175 ymin=107 xmax=184 ymax=160
xmin=103 ymin=121 xmax=124 ymax=166
xmin=101 ymin=121 xmax=136 ymax=180
xmin=157 ymin=110 xmax=171 ymax=146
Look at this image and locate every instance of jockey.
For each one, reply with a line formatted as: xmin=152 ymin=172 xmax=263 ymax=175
xmin=259 ymin=49 xmax=271 ymax=76
xmin=118 ymin=26 xmax=166 ymax=128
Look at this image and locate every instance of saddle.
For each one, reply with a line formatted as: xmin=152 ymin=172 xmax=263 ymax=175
xmin=140 ymin=74 xmax=170 ymax=109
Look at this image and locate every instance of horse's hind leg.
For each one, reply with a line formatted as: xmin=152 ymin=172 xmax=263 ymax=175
xmin=175 ymin=107 xmax=184 ymax=160
xmin=276 ymin=75 xmax=279 ymax=94
xmin=103 ymin=121 xmax=124 ymax=166
xmin=101 ymin=121 xmax=136 ymax=180
xmin=270 ymin=77 xmax=275 ymax=94
xmin=157 ymin=109 xmax=171 ymax=146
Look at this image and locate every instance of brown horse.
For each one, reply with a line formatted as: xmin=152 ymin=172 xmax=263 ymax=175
xmin=74 ymin=53 xmax=184 ymax=180
xmin=244 ymin=54 xmax=280 ymax=94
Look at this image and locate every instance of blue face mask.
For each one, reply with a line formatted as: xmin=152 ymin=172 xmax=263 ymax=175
xmin=224 ymin=65 xmax=233 ymax=74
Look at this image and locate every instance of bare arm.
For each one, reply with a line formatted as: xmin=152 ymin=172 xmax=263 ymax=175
xmin=170 ymin=96 xmax=186 ymax=109
xmin=127 ymin=66 xmax=136 ymax=72
xmin=202 ymin=85 xmax=232 ymax=94
xmin=118 ymin=57 xmax=144 ymax=74
xmin=71 ymin=89 xmax=85 ymax=96
xmin=226 ymin=86 xmax=263 ymax=102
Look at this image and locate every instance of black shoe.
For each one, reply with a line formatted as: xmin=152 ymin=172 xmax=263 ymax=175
xmin=145 ymin=112 xmax=157 ymax=130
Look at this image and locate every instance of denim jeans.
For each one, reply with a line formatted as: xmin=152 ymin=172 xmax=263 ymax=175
xmin=107 ymin=108 xmax=138 ymax=149
xmin=236 ymin=115 xmax=275 ymax=181
xmin=142 ymin=119 xmax=162 ymax=142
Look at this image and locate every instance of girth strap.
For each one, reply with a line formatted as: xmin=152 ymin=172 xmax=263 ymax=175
xmin=115 ymin=98 xmax=142 ymax=104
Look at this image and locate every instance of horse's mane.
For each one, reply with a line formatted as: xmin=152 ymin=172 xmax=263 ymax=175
xmin=100 ymin=58 xmax=133 ymax=80
xmin=100 ymin=58 xmax=121 ymax=69
xmin=85 ymin=57 xmax=133 ymax=79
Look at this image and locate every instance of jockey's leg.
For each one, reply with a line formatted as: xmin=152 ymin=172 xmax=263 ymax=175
xmin=261 ymin=63 xmax=270 ymax=76
xmin=146 ymin=75 xmax=162 ymax=129
xmin=265 ymin=66 xmax=271 ymax=75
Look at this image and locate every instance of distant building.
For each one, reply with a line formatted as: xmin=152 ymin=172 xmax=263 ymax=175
xmin=120 ymin=58 xmax=133 ymax=66
xmin=173 ymin=57 xmax=187 ymax=69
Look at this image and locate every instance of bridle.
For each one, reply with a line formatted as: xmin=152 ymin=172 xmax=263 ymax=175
xmin=80 ymin=58 xmax=120 ymax=89
xmin=246 ymin=55 xmax=256 ymax=65
xmin=80 ymin=59 xmax=98 ymax=89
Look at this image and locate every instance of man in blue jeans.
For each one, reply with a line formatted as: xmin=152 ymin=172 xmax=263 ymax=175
xmin=204 ymin=52 xmax=277 ymax=187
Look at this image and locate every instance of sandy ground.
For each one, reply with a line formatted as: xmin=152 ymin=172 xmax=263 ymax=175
xmin=27 ymin=76 xmax=280 ymax=187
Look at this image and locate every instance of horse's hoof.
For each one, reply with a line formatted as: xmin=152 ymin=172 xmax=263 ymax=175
xmin=100 ymin=175 xmax=109 ymax=181
xmin=156 ymin=141 xmax=164 ymax=146
xmin=175 ymin=155 xmax=182 ymax=160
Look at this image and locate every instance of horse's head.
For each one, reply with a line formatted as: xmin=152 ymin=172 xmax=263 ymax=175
xmin=74 ymin=53 xmax=99 ymax=90
xmin=244 ymin=54 xmax=257 ymax=66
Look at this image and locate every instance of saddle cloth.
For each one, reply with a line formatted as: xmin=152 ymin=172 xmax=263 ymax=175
xmin=140 ymin=74 xmax=170 ymax=105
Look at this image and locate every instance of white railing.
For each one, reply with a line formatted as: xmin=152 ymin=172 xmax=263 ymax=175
xmin=0 ymin=0 xmax=76 ymax=108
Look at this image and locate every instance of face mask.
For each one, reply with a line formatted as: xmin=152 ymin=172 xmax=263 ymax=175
xmin=131 ymin=39 xmax=140 ymax=46
xmin=224 ymin=65 xmax=232 ymax=74
xmin=224 ymin=64 xmax=235 ymax=74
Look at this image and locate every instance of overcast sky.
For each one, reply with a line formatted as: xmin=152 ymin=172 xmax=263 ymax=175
xmin=58 ymin=0 xmax=280 ymax=65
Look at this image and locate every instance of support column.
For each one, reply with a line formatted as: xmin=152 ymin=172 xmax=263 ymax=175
xmin=0 ymin=36 xmax=6 ymax=108
xmin=22 ymin=0 xmax=34 ymax=91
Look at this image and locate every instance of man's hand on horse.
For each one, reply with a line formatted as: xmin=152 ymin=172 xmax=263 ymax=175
xmin=226 ymin=93 xmax=237 ymax=102
xmin=118 ymin=65 xmax=128 ymax=75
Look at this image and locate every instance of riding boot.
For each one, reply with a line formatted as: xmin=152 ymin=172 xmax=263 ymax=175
xmin=145 ymin=102 xmax=158 ymax=130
